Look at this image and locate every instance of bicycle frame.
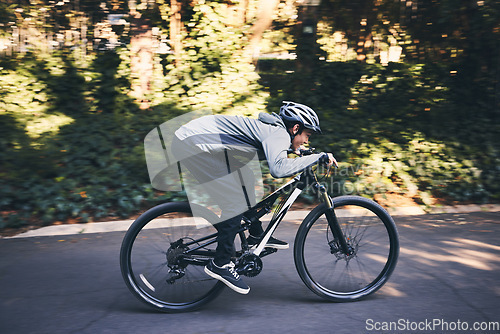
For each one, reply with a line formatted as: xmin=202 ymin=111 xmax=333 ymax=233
xmin=179 ymin=165 xmax=351 ymax=264
xmin=242 ymin=170 xmax=313 ymax=257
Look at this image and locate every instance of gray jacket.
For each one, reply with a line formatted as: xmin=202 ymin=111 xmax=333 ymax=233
xmin=175 ymin=112 xmax=325 ymax=178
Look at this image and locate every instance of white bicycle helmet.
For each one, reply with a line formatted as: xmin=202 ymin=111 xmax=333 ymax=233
xmin=279 ymin=101 xmax=321 ymax=133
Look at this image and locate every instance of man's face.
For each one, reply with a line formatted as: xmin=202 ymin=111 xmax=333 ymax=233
xmin=291 ymin=128 xmax=314 ymax=151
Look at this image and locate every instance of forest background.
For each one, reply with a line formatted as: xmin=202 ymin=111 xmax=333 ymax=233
xmin=0 ymin=0 xmax=498 ymax=230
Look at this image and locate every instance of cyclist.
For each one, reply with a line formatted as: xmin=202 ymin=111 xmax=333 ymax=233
xmin=171 ymin=101 xmax=336 ymax=294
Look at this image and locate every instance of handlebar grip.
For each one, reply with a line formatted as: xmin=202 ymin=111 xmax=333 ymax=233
xmin=318 ymin=154 xmax=330 ymax=165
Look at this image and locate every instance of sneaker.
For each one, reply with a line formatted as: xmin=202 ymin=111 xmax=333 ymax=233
xmin=247 ymin=234 xmax=289 ymax=250
xmin=204 ymin=260 xmax=250 ymax=295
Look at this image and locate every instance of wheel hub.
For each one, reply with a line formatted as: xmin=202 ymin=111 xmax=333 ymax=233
xmin=329 ymin=239 xmax=358 ymax=261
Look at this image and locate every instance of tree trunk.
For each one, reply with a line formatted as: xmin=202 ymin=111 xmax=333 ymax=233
xmin=236 ymin=0 xmax=249 ymax=26
xmin=356 ymin=32 xmax=372 ymax=62
xmin=170 ymin=0 xmax=183 ymax=66
xmin=246 ymin=0 xmax=279 ymax=60
xmin=130 ymin=12 xmax=154 ymax=109
xmin=296 ymin=4 xmax=320 ymax=72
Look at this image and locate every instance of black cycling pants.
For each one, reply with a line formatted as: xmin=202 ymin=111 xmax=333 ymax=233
xmin=171 ymin=135 xmax=263 ymax=265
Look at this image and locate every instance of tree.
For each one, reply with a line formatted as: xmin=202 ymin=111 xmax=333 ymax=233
xmin=247 ymin=0 xmax=280 ymax=59
xmin=295 ymin=1 xmax=321 ymax=71
xmin=319 ymin=0 xmax=401 ymax=62
xmin=128 ymin=1 xmax=154 ymax=108
xmin=169 ymin=0 xmax=183 ymax=65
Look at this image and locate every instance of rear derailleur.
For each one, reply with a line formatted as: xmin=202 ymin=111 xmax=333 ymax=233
xmin=165 ymin=239 xmax=188 ymax=284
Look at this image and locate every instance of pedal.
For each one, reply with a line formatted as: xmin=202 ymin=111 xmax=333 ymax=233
xmin=260 ymin=247 xmax=278 ymax=257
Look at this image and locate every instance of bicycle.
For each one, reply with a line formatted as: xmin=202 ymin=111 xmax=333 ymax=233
xmin=120 ymin=151 xmax=400 ymax=312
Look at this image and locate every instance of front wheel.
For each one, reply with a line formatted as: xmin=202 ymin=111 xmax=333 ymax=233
xmin=294 ymin=196 xmax=399 ymax=302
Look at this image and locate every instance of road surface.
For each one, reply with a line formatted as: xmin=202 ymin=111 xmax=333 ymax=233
xmin=1 ymin=211 xmax=499 ymax=333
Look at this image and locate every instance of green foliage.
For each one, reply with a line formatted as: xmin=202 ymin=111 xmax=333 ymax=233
xmin=157 ymin=1 xmax=267 ymax=116
xmin=1 ymin=0 xmax=499 ymax=231
xmin=0 ymin=51 xmax=182 ymax=229
xmin=261 ymin=60 xmax=499 ymax=204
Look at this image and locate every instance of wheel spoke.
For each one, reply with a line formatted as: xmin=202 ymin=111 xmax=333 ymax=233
xmin=295 ymin=196 xmax=399 ymax=301
xmin=120 ymin=202 xmax=225 ymax=312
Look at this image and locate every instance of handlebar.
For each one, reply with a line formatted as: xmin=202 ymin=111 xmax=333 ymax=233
xmin=287 ymin=147 xmax=316 ymax=156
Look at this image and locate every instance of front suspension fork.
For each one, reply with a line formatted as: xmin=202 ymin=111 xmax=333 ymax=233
xmin=318 ymin=185 xmax=352 ymax=256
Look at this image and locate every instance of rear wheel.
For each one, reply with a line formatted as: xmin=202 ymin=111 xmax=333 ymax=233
xmin=294 ymin=196 xmax=399 ymax=301
xmin=120 ymin=202 xmax=225 ymax=312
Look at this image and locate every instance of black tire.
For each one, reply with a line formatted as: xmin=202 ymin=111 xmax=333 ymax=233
xmin=294 ymin=196 xmax=399 ymax=302
xmin=120 ymin=201 xmax=225 ymax=312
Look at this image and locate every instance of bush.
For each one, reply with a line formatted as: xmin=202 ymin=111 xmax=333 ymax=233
xmin=1 ymin=42 xmax=498 ymax=230
xmin=260 ymin=60 xmax=499 ymax=204
xmin=0 ymin=51 xmax=182 ymax=228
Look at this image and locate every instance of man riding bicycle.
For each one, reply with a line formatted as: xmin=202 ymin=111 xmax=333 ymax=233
xmin=171 ymin=101 xmax=336 ymax=294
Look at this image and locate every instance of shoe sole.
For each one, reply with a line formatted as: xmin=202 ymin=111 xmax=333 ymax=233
xmin=204 ymin=267 xmax=250 ymax=295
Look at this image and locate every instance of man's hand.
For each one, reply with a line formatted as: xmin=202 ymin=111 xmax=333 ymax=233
xmin=326 ymin=153 xmax=339 ymax=168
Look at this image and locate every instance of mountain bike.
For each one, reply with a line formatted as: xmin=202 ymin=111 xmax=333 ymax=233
xmin=120 ymin=153 xmax=400 ymax=312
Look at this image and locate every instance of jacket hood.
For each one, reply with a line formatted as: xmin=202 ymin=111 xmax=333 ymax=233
xmin=258 ymin=112 xmax=286 ymax=128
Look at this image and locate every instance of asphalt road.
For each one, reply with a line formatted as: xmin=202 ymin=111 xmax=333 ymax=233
xmin=1 ymin=211 xmax=499 ymax=334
